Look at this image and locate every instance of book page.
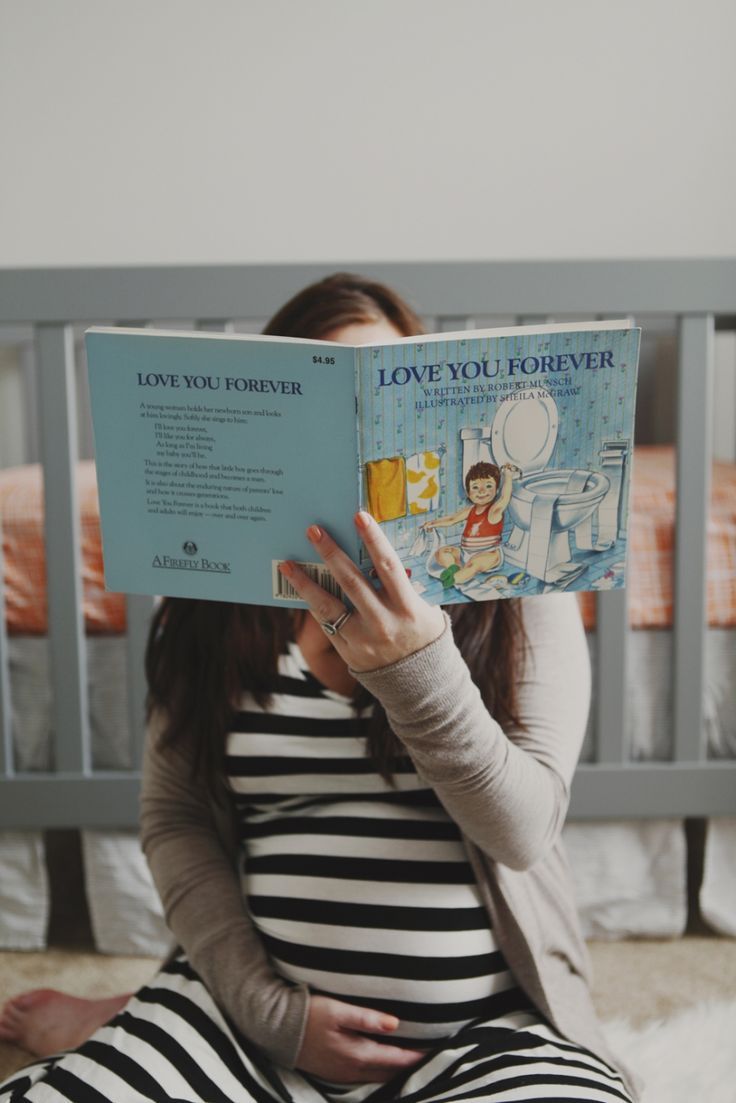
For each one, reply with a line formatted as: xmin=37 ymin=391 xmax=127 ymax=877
xmin=86 ymin=329 xmax=359 ymax=606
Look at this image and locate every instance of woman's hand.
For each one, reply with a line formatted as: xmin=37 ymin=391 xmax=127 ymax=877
xmin=295 ymin=995 xmax=426 ymax=1083
xmin=279 ymin=511 xmax=445 ymax=673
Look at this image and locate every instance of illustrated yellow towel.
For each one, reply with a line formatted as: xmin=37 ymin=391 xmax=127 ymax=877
xmin=365 ymin=457 xmax=407 ymax=522
xmin=407 ymin=451 xmax=441 ymax=514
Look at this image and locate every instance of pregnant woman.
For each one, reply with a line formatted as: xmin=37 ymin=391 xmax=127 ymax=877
xmin=0 ymin=274 xmax=638 ymax=1101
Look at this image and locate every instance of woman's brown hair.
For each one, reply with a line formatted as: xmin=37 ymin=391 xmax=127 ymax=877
xmin=146 ymin=273 xmax=527 ymax=797
xmin=262 ymin=272 xmax=424 ymax=342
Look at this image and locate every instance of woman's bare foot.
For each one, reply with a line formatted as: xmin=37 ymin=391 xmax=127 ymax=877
xmin=0 ymin=989 xmax=132 ymax=1057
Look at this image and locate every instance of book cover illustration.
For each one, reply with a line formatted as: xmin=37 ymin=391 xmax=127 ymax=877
xmin=355 ymin=325 xmax=640 ymax=605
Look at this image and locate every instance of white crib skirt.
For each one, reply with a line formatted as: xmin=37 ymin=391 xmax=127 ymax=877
xmin=562 ymin=820 xmax=687 ymax=938
xmin=0 ymin=831 xmax=49 ymax=950
xmin=700 ymin=817 xmax=736 ymax=936
xmin=80 ymin=830 xmax=174 ymax=956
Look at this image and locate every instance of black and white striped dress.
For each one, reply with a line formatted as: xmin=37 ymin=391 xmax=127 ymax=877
xmin=1 ymin=642 xmax=633 ymax=1102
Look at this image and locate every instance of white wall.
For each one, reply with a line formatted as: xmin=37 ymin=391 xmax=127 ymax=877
xmin=1 ymin=0 xmax=735 ymax=267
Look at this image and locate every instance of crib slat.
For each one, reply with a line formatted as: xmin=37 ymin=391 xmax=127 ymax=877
xmin=21 ymin=340 xmax=41 ymax=463
xmin=3 ymin=262 xmax=736 ymax=325
xmin=105 ymin=322 xmax=156 ymax=770
xmin=2 ymin=759 xmax=735 ymax=826
xmin=592 ymin=312 xmax=633 ymax=765
xmin=595 ymin=588 xmax=628 ymax=762
xmin=571 ymin=761 xmax=736 ymax=818
xmin=1 ymin=774 xmax=141 ymax=827
xmin=673 ymin=314 xmax=714 ymax=763
xmin=0 ymin=514 xmax=13 ymax=776
xmin=126 ymin=594 xmax=154 ymax=769
xmin=36 ymin=324 xmax=90 ymax=773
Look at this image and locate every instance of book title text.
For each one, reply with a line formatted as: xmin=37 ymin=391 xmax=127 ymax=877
xmin=377 ymin=349 xmax=614 ymax=388
xmin=136 ymin=372 xmax=302 ymax=395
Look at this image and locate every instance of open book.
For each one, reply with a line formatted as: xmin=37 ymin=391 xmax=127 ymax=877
xmin=85 ymin=319 xmax=640 ymax=607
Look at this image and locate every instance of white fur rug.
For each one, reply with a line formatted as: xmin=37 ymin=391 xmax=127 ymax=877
xmin=602 ymin=1000 xmax=736 ymax=1103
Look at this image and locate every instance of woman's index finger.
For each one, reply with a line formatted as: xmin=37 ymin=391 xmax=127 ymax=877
xmin=355 ymin=511 xmax=415 ymax=608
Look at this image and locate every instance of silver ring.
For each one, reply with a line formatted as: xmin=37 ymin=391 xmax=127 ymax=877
xmin=320 ymin=610 xmax=352 ymax=636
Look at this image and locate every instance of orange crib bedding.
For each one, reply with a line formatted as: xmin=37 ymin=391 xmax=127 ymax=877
xmin=0 ymin=461 xmax=125 ymax=634
xmin=1 ymin=448 xmax=735 ymax=634
xmin=577 ymin=445 xmax=736 ymax=630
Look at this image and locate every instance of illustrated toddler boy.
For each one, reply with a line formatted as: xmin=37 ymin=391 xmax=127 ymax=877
xmin=422 ymin=461 xmax=519 ymax=588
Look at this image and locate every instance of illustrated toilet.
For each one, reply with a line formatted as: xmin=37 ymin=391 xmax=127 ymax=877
xmin=460 ymin=391 xmax=626 ymax=584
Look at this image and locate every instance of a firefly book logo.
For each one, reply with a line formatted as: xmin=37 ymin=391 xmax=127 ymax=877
xmin=152 ymin=540 xmax=231 ymax=574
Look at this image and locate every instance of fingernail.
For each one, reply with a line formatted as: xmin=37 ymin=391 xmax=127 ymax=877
xmin=307 ymin=525 xmax=322 ymax=542
xmin=278 ymin=560 xmax=293 ymax=577
xmin=356 ymin=510 xmax=372 ymax=530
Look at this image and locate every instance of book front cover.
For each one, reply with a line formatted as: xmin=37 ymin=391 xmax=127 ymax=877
xmin=86 ymin=329 xmax=359 ymax=606
xmin=355 ymin=326 xmax=640 ymax=605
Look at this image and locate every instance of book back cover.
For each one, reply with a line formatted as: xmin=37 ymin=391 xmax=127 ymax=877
xmin=86 ymin=328 xmax=359 ymax=606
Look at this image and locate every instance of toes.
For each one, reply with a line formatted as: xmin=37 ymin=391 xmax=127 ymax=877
xmin=2 ymin=1006 xmax=22 ymax=1029
xmin=13 ymin=989 xmax=53 ymax=1010
xmin=1 ymin=999 xmax=35 ymax=1030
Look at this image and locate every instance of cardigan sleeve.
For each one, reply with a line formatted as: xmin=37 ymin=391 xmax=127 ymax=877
xmin=351 ymin=594 xmax=591 ymax=871
xmin=139 ymin=716 xmax=310 ymax=1067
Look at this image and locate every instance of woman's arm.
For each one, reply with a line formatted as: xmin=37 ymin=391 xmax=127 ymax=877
xmin=352 ymin=595 xmax=590 ymax=871
xmin=279 ymin=513 xmax=590 ymax=873
xmin=139 ymin=718 xmax=310 ymax=1067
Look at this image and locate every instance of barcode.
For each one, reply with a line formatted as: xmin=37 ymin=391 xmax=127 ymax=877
xmin=272 ymin=561 xmax=344 ymax=601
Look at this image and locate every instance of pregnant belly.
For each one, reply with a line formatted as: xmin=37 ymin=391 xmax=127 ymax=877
xmin=243 ymin=836 xmax=524 ymax=1042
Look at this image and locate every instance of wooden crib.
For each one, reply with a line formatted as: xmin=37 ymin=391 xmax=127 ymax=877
xmin=0 ymin=259 xmax=735 ymax=829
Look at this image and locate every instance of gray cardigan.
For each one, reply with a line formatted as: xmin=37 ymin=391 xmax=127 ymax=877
xmin=139 ymin=593 xmax=640 ymax=1100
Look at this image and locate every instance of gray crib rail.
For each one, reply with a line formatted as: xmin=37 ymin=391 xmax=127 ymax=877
xmin=0 ymin=259 xmax=734 ymax=826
